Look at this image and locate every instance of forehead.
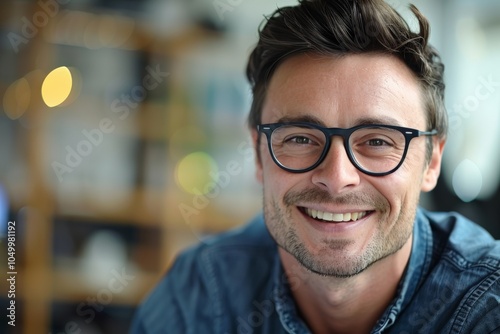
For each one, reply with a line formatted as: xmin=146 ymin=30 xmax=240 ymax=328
xmin=262 ymin=53 xmax=425 ymax=128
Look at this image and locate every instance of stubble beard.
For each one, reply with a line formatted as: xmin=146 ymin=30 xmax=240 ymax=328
xmin=263 ymin=187 xmax=416 ymax=278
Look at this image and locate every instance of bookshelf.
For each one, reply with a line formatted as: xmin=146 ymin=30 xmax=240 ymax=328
xmin=0 ymin=3 xmax=261 ymax=333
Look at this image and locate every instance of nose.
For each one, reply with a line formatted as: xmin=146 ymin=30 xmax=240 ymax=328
xmin=310 ymin=136 xmax=361 ymax=194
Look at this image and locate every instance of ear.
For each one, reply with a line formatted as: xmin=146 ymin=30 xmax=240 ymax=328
xmin=421 ymin=138 xmax=445 ymax=192
xmin=251 ymin=129 xmax=263 ymax=184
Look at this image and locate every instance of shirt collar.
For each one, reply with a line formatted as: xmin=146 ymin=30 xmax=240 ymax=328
xmin=372 ymin=207 xmax=434 ymax=331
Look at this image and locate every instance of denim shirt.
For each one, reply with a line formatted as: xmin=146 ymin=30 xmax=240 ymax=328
xmin=130 ymin=208 xmax=500 ymax=333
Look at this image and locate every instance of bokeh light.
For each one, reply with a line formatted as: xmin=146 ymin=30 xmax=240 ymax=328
xmin=3 ymin=77 xmax=31 ymax=120
xmin=452 ymin=159 xmax=483 ymax=202
xmin=41 ymin=66 xmax=74 ymax=107
xmin=175 ymin=152 xmax=218 ymax=195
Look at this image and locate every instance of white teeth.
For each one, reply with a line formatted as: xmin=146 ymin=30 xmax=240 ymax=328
xmin=306 ymin=208 xmax=368 ymax=222
xmin=332 ymin=213 xmax=343 ymax=221
xmin=323 ymin=212 xmax=333 ymax=221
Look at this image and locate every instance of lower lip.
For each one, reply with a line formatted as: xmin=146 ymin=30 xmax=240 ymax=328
xmin=299 ymin=208 xmax=371 ymax=234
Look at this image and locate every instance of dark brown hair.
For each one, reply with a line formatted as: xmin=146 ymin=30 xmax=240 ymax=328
xmin=246 ymin=0 xmax=447 ymax=161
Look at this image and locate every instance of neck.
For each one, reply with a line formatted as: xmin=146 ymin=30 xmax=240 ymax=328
xmin=279 ymin=235 xmax=412 ymax=334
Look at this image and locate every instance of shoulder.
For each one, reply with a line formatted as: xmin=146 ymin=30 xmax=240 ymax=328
xmin=166 ymin=213 xmax=278 ymax=299
xmin=130 ymin=214 xmax=278 ymax=333
xmin=417 ymin=209 xmax=500 ymax=332
xmin=393 ymin=209 xmax=499 ymax=333
xmin=181 ymin=213 xmax=277 ymax=277
xmin=199 ymin=212 xmax=275 ymax=249
xmin=420 ymin=208 xmax=500 ymax=265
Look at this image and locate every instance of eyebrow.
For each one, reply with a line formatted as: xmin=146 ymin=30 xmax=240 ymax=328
xmin=276 ymin=115 xmax=326 ymax=126
xmin=354 ymin=116 xmax=403 ymax=127
xmin=275 ymin=115 xmax=403 ymax=128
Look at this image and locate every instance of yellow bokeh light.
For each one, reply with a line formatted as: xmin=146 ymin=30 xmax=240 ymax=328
xmin=175 ymin=152 xmax=218 ymax=195
xmin=3 ymin=78 xmax=31 ymax=120
xmin=41 ymin=66 xmax=73 ymax=107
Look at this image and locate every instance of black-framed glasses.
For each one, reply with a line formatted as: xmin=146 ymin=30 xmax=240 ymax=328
xmin=257 ymin=122 xmax=438 ymax=176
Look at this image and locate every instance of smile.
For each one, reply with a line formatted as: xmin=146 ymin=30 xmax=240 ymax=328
xmin=304 ymin=208 xmax=370 ymax=222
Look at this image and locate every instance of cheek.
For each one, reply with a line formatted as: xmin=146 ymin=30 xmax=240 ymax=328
xmin=371 ymin=171 xmax=419 ymax=210
xmin=404 ymin=142 xmax=428 ymax=170
xmin=261 ymin=160 xmax=309 ymax=202
xmin=396 ymin=144 xmax=427 ymax=184
xmin=261 ymin=158 xmax=283 ymax=195
xmin=262 ymin=166 xmax=289 ymax=195
xmin=256 ymin=139 xmax=274 ymax=184
xmin=260 ymin=143 xmax=285 ymax=179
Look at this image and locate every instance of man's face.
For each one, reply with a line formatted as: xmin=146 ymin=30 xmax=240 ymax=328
xmin=253 ymin=53 xmax=443 ymax=277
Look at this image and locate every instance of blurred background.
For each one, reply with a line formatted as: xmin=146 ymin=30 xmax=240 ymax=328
xmin=0 ymin=0 xmax=499 ymax=333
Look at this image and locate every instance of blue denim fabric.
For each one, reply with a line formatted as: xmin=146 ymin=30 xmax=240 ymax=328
xmin=130 ymin=208 xmax=500 ymax=333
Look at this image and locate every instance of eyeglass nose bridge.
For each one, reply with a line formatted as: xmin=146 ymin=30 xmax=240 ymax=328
xmin=309 ymin=126 xmax=413 ymax=177
xmin=313 ymin=126 xmax=363 ymax=173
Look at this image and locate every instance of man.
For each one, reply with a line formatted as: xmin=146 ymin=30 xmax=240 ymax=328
xmin=131 ymin=0 xmax=500 ymax=333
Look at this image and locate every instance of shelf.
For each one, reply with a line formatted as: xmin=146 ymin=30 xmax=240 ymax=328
xmin=0 ymin=3 xmax=258 ymax=334
xmin=51 ymin=269 xmax=161 ymax=306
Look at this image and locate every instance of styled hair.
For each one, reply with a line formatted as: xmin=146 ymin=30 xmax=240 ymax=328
xmin=246 ymin=0 xmax=447 ymax=161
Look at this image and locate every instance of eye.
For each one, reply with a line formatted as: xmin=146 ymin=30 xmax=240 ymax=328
xmin=272 ymin=126 xmax=324 ymax=148
xmin=287 ymin=136 xmax=313 ymax=145
xmin=367 ymin=138 xmax=391 ymax=147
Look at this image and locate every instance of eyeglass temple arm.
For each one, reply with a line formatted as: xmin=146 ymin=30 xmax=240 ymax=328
xmin=418 ymin=129 xmax=438 ymax=136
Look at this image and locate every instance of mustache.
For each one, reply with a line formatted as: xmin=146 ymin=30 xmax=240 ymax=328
xmin=283 ymin=188 xmax=387 ymax=210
